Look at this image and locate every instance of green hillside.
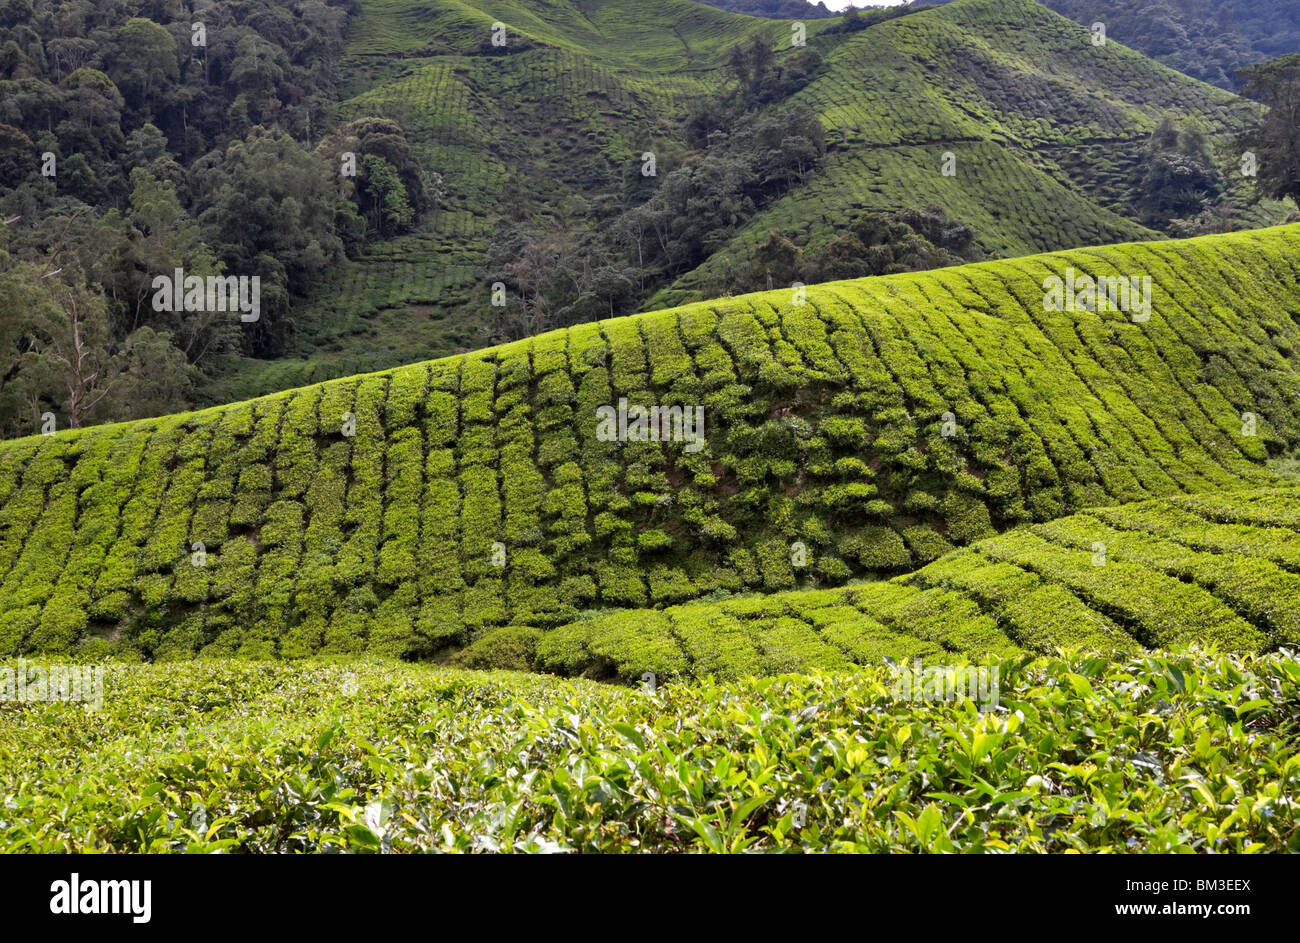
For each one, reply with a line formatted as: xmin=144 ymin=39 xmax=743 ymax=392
xmin=226 ymin=0 xmax=1272 ymax=396
xmin=2 ymin=224 xmax=1299 ymax=663
xmin=1039 ymin=0 xmax=1300 ymax=90
xmin=656 ymin=0 xmax=1257 ymax=303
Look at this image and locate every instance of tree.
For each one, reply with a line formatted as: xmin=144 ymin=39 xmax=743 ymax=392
xmin=0 ymin=122 xmax=33 ymax=187
xmin=0 ymin=0 xmax=33 ymax=31
xmin=228 ymin=33 xmax=286 ymax=101
xmin=752 ymin=207 xmax=981 ymax=289
xmin=318 ymin=117 xmax=436 ymax=239
xmin=1238 ymin=54 xmax=1300 ymax=204
xmin=728 ymin=35 xmax=776 ymax=103
xmin=116 ymin=325 xmax=198 ymax=417
xmin=359 ymin=153 xmax=413 ymax=237
xmin=122 ymin=169 xmax=233 ymax=365
xmin=1136 ymin=116 xmax=1223 ymax=227
xmin=20 ymin=268 xmax=125 ymax=429
xmin=0 ymin=237 xmax=45 ymax=435
xmin=117 ymin=17 xmax=179 ymax=107
xmin=196 ymin=129 xmax=348 ymax=355
xmin=755 ymin=229 xmax=800 ymax=289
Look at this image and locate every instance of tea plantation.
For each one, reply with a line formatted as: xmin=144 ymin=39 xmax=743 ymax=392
xmin=2 ymin=225 xmax=1300 ymax=665
xmin=3 ymin=0 xmax=1299 ymax=861
xmin=3 ymin=652 xmax=1297 ymax=851
xmin=524 ymin=486 xmax=1300 ymax=683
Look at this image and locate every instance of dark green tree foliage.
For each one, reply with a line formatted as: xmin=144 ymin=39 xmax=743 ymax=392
xmin=485 ymin=105 xmax=827 ymax=341
xmin=832 ymin=4 xmax=931 ymax=35
xmin=359 ymin=154 xmax=412 ymax=238
xmin=0 ymin=244 xmax=196 ymax=435
xmin=56 ymin=67 xmax=125 ymax=167
xmin=195 ymin=129 xmax=349 ymax=355
xmin=724 ymin=38 xmax=824 ymax=112
xmin=0 ymin=122 xmax=33 ymax=187
xmin=0 ymin=230 xmax=43 ymax=429
xmin=731 ymin=207 xmax=980 ymax=294
xmin=114 ymin=17 xmax=177 ymax=109
xmin=0 ymin=0 xmax=435 ymax=426
xmin=1134 ymin=117 xmax=1224 ymax=228
xmin=1238 ymin=54 xmax=1300 ymax=204
xmin=318 ymin=117 xmax=437 ymax=243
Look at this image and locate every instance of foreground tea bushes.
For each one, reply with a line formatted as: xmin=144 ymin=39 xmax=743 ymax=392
xmin=1 ymin=226 xmax=1299 ymax=660
xmin=1 ymin=653 xmax=1296 ymax=852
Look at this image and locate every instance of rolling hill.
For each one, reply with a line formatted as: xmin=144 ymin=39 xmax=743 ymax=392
xmin=225 ymin=0 xmax=1276 ymax=397
xmin=2 ymin=224 xmax=1299 ymax=666
xmin=652 ymin=0 xmax=1259 ymax=304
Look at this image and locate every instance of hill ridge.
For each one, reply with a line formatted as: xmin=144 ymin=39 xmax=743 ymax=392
xmin=2 ymin=224 xmax=1299 ymax=661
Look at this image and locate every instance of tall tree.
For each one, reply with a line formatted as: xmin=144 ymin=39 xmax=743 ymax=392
xmin=1239 ymin=54 xmax=1300 ymax=204
xmin=18 ymin=266 xmax=125 ymax=429
xmin=116 ymin=17 xmax=179 ymax=107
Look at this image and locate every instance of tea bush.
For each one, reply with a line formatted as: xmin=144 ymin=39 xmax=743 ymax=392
xmin=2 ymin=652 xmax=1296 ymax=852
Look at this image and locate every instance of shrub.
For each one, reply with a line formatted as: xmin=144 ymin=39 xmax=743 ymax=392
xmin=452 ymin=624 xmax=542 ymax=671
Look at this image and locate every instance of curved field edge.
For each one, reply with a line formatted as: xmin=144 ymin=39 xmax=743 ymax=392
xmin=2 ymin=225 xmax=1300 ymax=661
xmin=476 ymin=485 xmax=1300 ymax=683
xmin=1 ymin=652 xmax=1296 ymax=852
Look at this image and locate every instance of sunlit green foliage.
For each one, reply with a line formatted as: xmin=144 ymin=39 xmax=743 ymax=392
xmin=1 ymin=226 xmax=1299 ymax=663
xmin=2 ymin=651 xmax=1297 ymax=852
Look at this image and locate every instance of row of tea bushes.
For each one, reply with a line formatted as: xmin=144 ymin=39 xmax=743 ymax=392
xmin=517 ymin=486 xmax=1300 ymax=682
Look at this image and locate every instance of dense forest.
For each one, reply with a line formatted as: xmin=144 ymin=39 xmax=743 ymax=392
xmin=0 ymin=0 xmax=436 ymax=434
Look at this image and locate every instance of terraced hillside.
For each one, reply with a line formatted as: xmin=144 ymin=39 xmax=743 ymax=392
xmin=526 ymin=485 xmax=1300 ymax=682
xmin=229 ymin=0 xmax=797 ymax=392
xmin=236 ymin=0 xmax=1270 ymax=394
xmin=2 ymin=225 xmax=1299 ymax=663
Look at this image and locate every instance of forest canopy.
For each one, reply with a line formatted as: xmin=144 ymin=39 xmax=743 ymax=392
xmin=0 ymin=0 xmax=437 ymax=435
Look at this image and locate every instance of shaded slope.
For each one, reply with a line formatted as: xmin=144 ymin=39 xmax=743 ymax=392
xmin=2 ymin=225 xmax=1299 ymax=659
xmin=1040 ymin=0 xmax=1300 ymax=90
